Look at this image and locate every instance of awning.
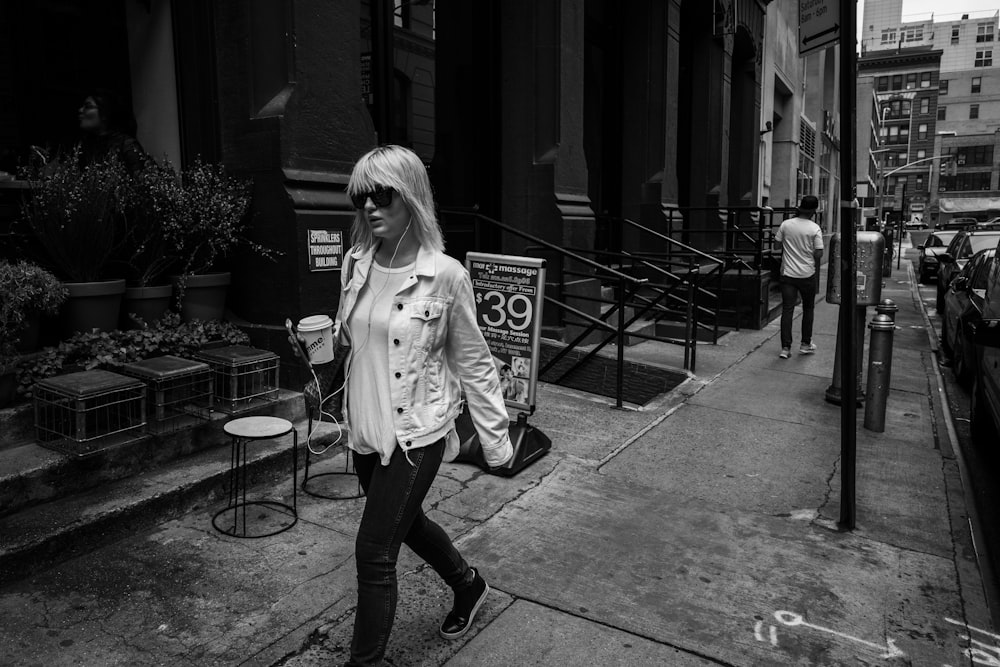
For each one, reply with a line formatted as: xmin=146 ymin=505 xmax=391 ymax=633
xmin=937 ymin=197 xmax=1000 ymax=212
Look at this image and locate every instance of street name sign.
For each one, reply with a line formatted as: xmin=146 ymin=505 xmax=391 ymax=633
xmin=800 ymin=0 xmax=840 ymax=57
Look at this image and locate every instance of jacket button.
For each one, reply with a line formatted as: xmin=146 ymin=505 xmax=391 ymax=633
xmin=425 ymin=310 xmax=430 ymax=316
xmin=396 ymin=407 xmax=404 ymax=414
xmin=395 ymin=371 xmax=401 ymax=378
xmin=393 ymin=338 xmax=400 ymax=345
xmin=397 ymin=303 xmax=403 ymax=310
xmin=406 ymin=440 xmax=411 ymax=446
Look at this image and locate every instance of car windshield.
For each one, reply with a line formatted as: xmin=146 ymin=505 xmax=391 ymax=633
xmin=931 ymin=232 xmax=958 ymax=247
xmin=970 ymin=234 xmax=1000 ymax=254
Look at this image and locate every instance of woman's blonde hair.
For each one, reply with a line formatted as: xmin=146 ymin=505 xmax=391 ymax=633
xmin=346 ymin=145 xmax=444 ymax=253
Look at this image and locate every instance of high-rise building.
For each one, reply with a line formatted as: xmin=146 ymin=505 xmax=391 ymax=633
xmin=859 ymin=2 xmax=1000 ymax=224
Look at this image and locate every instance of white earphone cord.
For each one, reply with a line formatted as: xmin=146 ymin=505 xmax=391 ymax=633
xmin=305 ymin=221 xmax=411 ymax=455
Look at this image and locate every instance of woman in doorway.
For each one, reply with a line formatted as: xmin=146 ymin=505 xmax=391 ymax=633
xmin=335 ymin=144 xmax=512 ymax=665
xmin=76 ymin=88 xmax=149 ymax=174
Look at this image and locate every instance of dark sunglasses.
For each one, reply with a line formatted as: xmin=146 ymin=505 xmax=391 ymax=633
xmin=351 ymin=185 xmax=395 ymax=210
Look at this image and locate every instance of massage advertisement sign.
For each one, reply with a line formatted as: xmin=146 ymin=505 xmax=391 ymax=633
xmin=465 ymin=253 xmax=546 ymax=413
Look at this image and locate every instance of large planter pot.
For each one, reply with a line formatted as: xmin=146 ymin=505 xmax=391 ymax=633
xmin=172 ymin=272 xmax=231 ymax=323
xmin=61 ymin=279 xmax=127 ymax=336
xmin=122 ymin=284 xmax=173 ymax=328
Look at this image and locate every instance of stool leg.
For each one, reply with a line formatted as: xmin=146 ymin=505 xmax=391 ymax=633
xmin=303 ymin=415 xmax=312 ymax=489
xmin=240 ymin=439 xmax=248 ymax=537
xmin=292 ymin=428 xmax=298 ymax=514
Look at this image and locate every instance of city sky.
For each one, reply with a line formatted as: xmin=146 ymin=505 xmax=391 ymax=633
xmin=856 ymin=0 xmax=1000 ymax=38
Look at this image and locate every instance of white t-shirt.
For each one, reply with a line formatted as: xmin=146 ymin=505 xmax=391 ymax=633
xmin=346 ymin=260 xmax=414 ymax=463
xmin=775 ymin=216 xmax=824 ymax=279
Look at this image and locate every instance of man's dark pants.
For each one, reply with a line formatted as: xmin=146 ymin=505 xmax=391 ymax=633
xmin=780 ymin=274 xmax=818 ymax=349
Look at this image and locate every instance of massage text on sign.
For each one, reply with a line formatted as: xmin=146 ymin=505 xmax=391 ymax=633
xmin=308 ymin=229 xmax=343 ymax=271
xmin=466 ymin=253 xmax=546 ymax=413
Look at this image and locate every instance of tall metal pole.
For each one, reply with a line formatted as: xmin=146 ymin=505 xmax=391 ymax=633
xmin=839 ymin=0 xmax=858 ymax=530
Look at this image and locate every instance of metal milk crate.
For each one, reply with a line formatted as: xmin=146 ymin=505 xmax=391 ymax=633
xmin=119 ymin=355 xmax=214 ymax=434
xmin=34 ymin=369 xmax=147 ymax=458
xmin=193 ymin=345 xmax=279 ymax=414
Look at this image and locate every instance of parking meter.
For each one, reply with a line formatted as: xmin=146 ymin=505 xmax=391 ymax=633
xmin=826 ymin=232 xmax=885 ymax=305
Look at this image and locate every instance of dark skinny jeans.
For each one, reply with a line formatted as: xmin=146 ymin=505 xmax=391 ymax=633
xmin=780 ymin=274 xmax=818 ymax=349
xmin=346 ymin=439 xmax=474 ymax=666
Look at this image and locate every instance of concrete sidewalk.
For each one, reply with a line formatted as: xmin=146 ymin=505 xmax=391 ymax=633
xmin=1 ymin=258 xmax=996 ymax=666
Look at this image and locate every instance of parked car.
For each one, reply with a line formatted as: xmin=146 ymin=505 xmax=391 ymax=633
xmin=937 ymin=219 xmax=979 ymax=231
xmin=936 ymin=229 xmax=1000 ymax=312
xmin=904 ymin=218 xmax=928 ymax=230
xmin=917 ymin=229 xmax=960 ymax=283
xmin=970 ymin=242 xmax=1000 ymax=443
xmin=941 ymin=248 xmax=996 ymax=385
xmin=976 ymin=217 xmax=1000 ymax=229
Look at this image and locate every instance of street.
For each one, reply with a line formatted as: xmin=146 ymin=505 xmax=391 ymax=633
xmin=905 ymin=235 xmax=1000 ymax=622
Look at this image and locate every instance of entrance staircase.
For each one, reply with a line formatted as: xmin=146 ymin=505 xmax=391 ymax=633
xmin=0 ymin=392 xmax=324 ymax=586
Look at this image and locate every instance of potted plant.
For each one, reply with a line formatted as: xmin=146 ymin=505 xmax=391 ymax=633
xmin=18 ymin=148 xmax=130 ymax=334
xmin=166 ymin=159 xmax=276 ymax=322
xmin=0 ymin=260 xmax=67 ymax=407
xmin=118 ymin=160 xmax=185 ymax=327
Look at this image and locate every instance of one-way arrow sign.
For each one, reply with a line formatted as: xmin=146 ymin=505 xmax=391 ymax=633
xmin=800 ymin=0 xmax=840 ymax=57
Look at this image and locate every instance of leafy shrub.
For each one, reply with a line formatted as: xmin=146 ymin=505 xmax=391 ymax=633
xmin=16 ymin=312 xmax=251 ymax=398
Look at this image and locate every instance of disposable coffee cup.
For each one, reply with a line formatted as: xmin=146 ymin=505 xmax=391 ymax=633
xmin=297 ymin=315 xmax=335 ymax=364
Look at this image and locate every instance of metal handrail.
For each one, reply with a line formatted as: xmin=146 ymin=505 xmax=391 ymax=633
xmin=440 ymin=206 xmax=704 ymax=408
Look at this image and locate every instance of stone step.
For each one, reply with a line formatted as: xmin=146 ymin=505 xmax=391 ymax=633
xmin=0 ymin=401 xmax=348 ymax=586
xmin=0 ymin=390 xmax=305 ymax=518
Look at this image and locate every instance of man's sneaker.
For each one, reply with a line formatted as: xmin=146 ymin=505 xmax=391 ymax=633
xmin=440 ymin=568 xmax=490 ymax=640
xmin=779 ymin=348 xmax=791 ymax=359
xmin=799 ymin=342 xmax=817 ymax=355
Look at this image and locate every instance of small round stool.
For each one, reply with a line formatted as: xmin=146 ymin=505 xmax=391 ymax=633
xmin=213 ymin=416 xmax=298 ymax=538
xmin=302 ymin=415 xmax=363 ymax=500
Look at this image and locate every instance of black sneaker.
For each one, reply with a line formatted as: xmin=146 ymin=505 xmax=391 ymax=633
xmin=439 ymin=568 xmax=490 ymax=640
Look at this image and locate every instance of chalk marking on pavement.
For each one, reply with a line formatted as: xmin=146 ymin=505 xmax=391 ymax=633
xmin=753 ymin=620 xmax=779 ymax=647
xmin=944 ymin=617 xmax=1000 ymax=665
xmin=773 ymin=610 xmax=905 ymax=659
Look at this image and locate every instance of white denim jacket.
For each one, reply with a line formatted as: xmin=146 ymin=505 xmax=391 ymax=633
xmin=336 ymin=245 xmax=514 ymax=468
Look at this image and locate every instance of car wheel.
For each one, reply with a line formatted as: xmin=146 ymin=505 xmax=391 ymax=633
xmin=971 ymin=373 xmax=999 ymax=444
xmin=953 ymin=327 xmax=972 ymax=386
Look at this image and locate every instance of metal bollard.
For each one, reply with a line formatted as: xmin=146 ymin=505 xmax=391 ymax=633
xmin=875 ymin=298 xmax=898 ymax=325
xmin=863 ymin=313 xmax=895 ymax=432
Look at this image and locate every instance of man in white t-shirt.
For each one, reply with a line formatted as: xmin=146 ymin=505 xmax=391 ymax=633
xmin=774 ymin=195 xmax=825 ymax=359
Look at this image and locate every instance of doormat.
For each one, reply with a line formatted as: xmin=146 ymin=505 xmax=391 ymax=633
xmin=538 ymin=342 xmax=688 ymax=406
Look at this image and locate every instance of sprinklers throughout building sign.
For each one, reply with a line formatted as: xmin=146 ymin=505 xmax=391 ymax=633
xmin=465 ymin=253 xmax=546 ymax=413
xmin=307 ymin=229 xmax=343 ymax=271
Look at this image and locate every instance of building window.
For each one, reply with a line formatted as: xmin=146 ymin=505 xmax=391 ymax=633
xmin=971 ymin=104 xmax=980 ymax=119
xmin=938 ymin=105 xmax=947 ymax=120
xmin=899 ymin=126 xmax=909 ymax=141
xmin=899 ymin=152 xmax=908 ymax=165
xmin=973 ymin=76 xmax=982 ymax=93
xmin=906 ymin=73 xmax=917 ymax=89
xmin=921 ymin=72 xmax=932 ymax=88
xmin=941 ymin=172 xmax=993 ymax=191
xmin=940 ymin=79 xmax=949 ymax=95
xmin=918 ymin=124 xmax=928 ymax=139
xmin=393 ymin=0 xmax=411 ymax=29
xmin=916 ymin=174 xmax=925 ymax=190
xmin=892 ymin=74 xmax=903 ymax=90
xmin=904 ymin=27 xmax=924 ymax=42
xmin=920 ymin=98 xmax=929 ymax=114
xmin=975 ymin=50 xmax=993 ymax=67
xmin=917 ymin=149 xmax=926 ymax=159
xmin=977 ymin=21 xmax=995 ymax=42
xmin=881 ymin=28 xmax=897 ymax=43
xmin=902 ymin=100 xmax=911 ymax=116
xmin=876 ymin=76 xmax=889 ymax=92
xmin=952 ymin=26 xmax=961 ymax=44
